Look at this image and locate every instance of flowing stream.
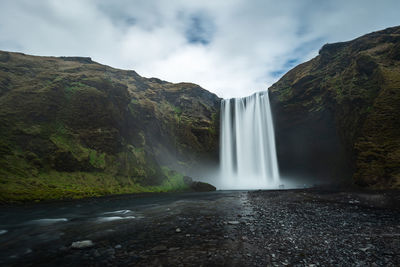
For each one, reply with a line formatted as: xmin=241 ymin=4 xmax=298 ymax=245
xmin=220 ymin=91 xmax=280 ymax=189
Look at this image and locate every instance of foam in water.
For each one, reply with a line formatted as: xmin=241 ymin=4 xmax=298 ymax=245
xmin=97 ymin=216 xmax=135 ymax=222
xmin=103 ymin=209 xmax=132 ymax=215
xmin=220 ymin=91 xmax=280 ymax=189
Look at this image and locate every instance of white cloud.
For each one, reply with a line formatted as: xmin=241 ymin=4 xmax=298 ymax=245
xmin=0 ymin=0 xmax=399 ymax=98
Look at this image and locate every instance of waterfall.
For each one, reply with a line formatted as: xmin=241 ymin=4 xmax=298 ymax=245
xmin=220 ymin=91 xmax=280 ymax=189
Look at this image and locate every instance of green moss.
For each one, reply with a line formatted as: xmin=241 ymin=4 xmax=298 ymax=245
xmin=50 ymin=134 xmax=88 ymax=161
xmin=138 ymin=131 xmax=146 ymax=146
xmin=0 ymin=166 xmax=189 ymax=202
xmin=21 ymin=125 xmax=42 ymax=135
xmin=50 ymin=132 xmax=109 ymax=169
xmin=149 ymin=166 xmax=189 ymax=192
xmin=128 ymin=100 xmax=138 ymax=115
xmin=89 ymin=150 xmax=106 ymax=169
xmin=64 ymin=82 xmax=93 ymax=100
xmin=130 ymin=98 xmax=139 ymax=105
xmin=277 ymin=85 xmax=293 ymax=101
xmin=172 ymin=105 xmax=182 ymax=115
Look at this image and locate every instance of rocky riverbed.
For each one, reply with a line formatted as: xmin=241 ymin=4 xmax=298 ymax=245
xmin=0 ymin=189 xmax=399 ymax=266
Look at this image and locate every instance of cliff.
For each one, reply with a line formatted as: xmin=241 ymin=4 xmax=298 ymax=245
xmin=269 ymin=26 xmax=400 ymax=189
xmin=0 ymin=51 xmax=220 ymax=201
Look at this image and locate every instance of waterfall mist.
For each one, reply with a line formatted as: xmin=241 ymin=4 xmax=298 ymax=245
xmin=219 ymin=91 xmax=280 ymax=189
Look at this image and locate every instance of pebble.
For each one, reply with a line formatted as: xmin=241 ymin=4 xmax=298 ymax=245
xmin=59 ymin=246 xmax=68 ymax=252
xmin=93 ymin=250 xmax=101 ymax=257
xmin=228 ymin=221 xmax=240 ymax=225
xmin=105 ymin=248 xmax=115 ymax=255
xmin=176 ymin=228 xmax=182 ymax=233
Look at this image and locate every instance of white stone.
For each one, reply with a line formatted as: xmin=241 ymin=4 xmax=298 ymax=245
xmin=71 ymin=240 xmax=94 ymax=249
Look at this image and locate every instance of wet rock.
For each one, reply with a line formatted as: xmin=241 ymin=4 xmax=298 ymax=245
xmin=183 ymin=176 xmax=216 ymax=192
xmin=359 ymin=244 xmax=374 ymax=252
xmin=210 ymin=254 xmax=225 ymax=264
xmin=105 ymin=248 xmax=115 ymax=255
xmin=151 ymin=245 xmax=167 ymax=252
xmin=71 ymin=240 xmax=94 ymax=249
xmin=59 ymin=246 xmax=68 ymax=252
xmin=190 ymin=181 xmax=216 ymax=192
xmin=93 ymin=250 xmax=101 ymax=257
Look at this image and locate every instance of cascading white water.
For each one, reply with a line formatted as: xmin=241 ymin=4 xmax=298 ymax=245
xmin=220 ymin=91 xmax=280 ymax=189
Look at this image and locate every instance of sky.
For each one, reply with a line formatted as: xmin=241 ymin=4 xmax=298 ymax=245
xmin=0 ymin=0 xmax=399 ymax=98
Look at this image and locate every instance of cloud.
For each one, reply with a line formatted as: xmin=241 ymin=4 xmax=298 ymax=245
xmin=0 ymin=0 xmax=399 ymax=98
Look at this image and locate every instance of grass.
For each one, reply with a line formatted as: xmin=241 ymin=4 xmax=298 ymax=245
xmin=172 ymin=105 xmax=182 ymax=115
xmin=65 ymin=82 xmax=86 ymax=96
xmin=0 ymin=166 xmax=189 ymax=203
xmin=89 ymin=150 xmax=106 ymax=169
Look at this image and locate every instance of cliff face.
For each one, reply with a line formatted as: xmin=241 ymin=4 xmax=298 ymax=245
xmin=0 ymin=51 xmax=220 ymax=200
xmin=269 ymin=26 xmax=400 ymax=188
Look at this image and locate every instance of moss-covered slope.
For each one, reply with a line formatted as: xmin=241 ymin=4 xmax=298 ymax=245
xmin=0 ymin=51 xmax=220 ymax=201
xmin=269 ymin=26 xmax=400 ymax=189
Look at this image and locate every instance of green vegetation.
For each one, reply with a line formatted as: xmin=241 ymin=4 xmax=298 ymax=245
xmin=172 ymin=105 xmax=182 ymax=115
xmin=157 ymin=166 xmax=189 ymax=192
xmin=89 ymin=150 xmax=106 ymax=169
xmin=0 ymin=166 xmax=189 ymax=203
xmin=64 ymin=82 xmax=90 ymax=99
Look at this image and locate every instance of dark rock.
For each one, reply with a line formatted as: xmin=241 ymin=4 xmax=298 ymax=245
xmin=190 ymin=181 xmax=217 ymax=192
xmin=93 ymin=250 xmax=101 ymax=257
xmin=59 ymin=56 xmax=93 ymax=64
xmin=183 ymin=175 xmax=216 ymax=192
xmin=105 ymin=248 xmax=115 ymax=255
xmin=151 ymin=245 xmax=167 ymax=252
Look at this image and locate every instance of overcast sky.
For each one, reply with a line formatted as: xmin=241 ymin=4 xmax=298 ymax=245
xmin=0 ymin=0 xmax=399 ymax=98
